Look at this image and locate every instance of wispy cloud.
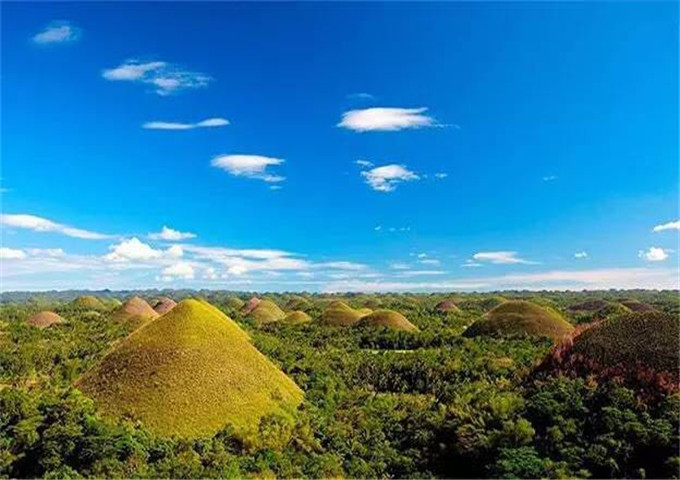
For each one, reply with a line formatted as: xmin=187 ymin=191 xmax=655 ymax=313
xmin=0 ymin=247 xmax=27 ymax=260
xmin=338 ymin=107 xmax=437 ymax=132
xmin=211 ymin=154 xmax=285 ymax=183
xmin=574 ymin=251 xmax=588 ymax=259
xmin=143 ymin=117 xmax=229 ymax=130
xmin=355 ymin=159 xmax=374 ymax=167
xmin=638 ymin=247 xmax=670 ymax=262
xmin=472 ymin=251 xmax=535 ymax=265
xmin=361 ymin=164 xmax=419 ymax=192
xmin=347 ymin=92 xmax=375 ymax=101
xmin=33 ymin=21 xmax=81 ymax=44
xmin=102 ymin=59 xmax=211 ymax=95
xmin=542 ymin=175 xmax=558 ymax=182
xmin=0 ymin=213 xmax=112 ymax=240
xmin=149 ymin=226 xmax=196 ymax=241
xmin=653 ymin=220 xmax=680 ymax=233
xmin=461 ymin=261 xmax=483 ymax=268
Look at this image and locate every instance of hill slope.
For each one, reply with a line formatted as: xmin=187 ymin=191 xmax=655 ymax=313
xmin=75 ymin=299 xmax=303 ymax=437
xmin=248 ymin=299 xmax=286 ymax=326
xmin=465 ymin=300 xmax=574 ymax=340
xmin=71 ymin=295 xmax=105 ymax=310
xmin=357 ymin=309 xmax=419 ymax=332
xmin=152 ymin=297 xmax=177 ymax=314
xmin=111 ymin=296 xmax=159 ymax=330
xmin=27 ymin=311 xmax=65 ymax=329
xmin=282 ymin=310 xmax=312 ymax=325
xmin=321 ymin=301 xmax=368 ymax=327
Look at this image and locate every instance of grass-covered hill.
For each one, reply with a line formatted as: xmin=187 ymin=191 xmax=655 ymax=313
xmin=567 ymin=299 xmax=611 ymax=312
xmin=547 ymin=312 xmax=680 ymax=389
xmin=357 ymin=309 xmax=419 ymax=332
xmin=465 ymin=300 xmax=574 ymax=340
xmin=71 ymin=295 xmax=106 ymax=310
xmin=75 ymin=299 xmax=303 ymax=438
xmin=111 ymin=296 xmax=159 ymax=330
xmin=619 ymin=299 xmax=656 ymax=312
xmin=320 ymin=300 xmax=369 ymax=326
xmin=247 ymin=299 xmax=286 ymax=326
xmin=285 ymin=295 xmax=313 ymax=311
xmin=225 ymin=296 xmax=245 ymax=310
xmin=434 ymin=300 xmax=460 ymax=313
xmin=240 ymin=297 xmax=261 ymax=315
xmin=26 ymin=311 xmax=65 ymax=329
xmin=281 ymin=310 xmax=312 ymax=325
xmin=152 ymin=296 xmax=176 ymax=314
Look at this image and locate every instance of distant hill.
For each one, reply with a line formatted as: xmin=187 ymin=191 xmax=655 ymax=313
xmin=248 ymin=299 xmax=286 ymax=326
xmin=357 ymin=309 xmax=419 ymax=332
xmin=27 ymin=311 xmax=65 ymax=329
xmin=435 ymin=300 xmax=460 ymax=313
xmin=225 ymin=296 xmax=245 ymax=310
xmin=465 ymin=300 xmax=574 ymax=340
xmin=152 ymin=297 xmax=177 ymax=314
xmin=71 ymin=295 xmax=106 ymax=310
xmin=282 ymin=310 xmax=312 ymax=325
xmin=320 ymin=301 xmax=370 ymax=327
xmin=619 ymin=299 xmax=656 ymax=312
xmin=111 ymin=296 xmax=159 ymax=330
xmin=75 ymin=299 xmax=303 ymax=437
xmin=240 ymin=297 xmax=261 ymax=315
xmin=285 ymin=295 xmax=313 ymax=311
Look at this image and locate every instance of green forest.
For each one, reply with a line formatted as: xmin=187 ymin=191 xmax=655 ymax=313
xmin=0 ymin=290 xmax=678 ymax=479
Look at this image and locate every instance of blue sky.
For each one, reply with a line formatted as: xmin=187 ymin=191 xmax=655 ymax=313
xmin=1 ymin=1 xmax=678 ymax=292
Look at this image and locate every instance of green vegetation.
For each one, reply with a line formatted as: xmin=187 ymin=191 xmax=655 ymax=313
xmin=0 ymin=290 xmax=677 ymax=479
xmin=357 ymin=309 xmax=419 ymax=332
xmin=465 ymin=300 xmax=574 ymax=340
xmin=320 ymin=300 xmax=368 ymax=326
xmin=26 ymin=311 xmax=65 ymax=329
xmin=619 ymin=299 xmax=655 ymax=312
xmin=76 ymin=299 xmax=303 ymax=437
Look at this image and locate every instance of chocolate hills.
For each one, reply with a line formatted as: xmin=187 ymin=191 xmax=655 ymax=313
xmin=285 ymin=295 xmax=313 ymax=311
xmin=435 ymin=300 xmax=460 ymax=313
xmin=282 ymin=310 xmax=312 ymax=325
xmin=320 ymin=300 xmax=370 ymax=327
xmin=619 ymin=299 xmax=655 ymax=312
xmin=357 ymin=309 xmax=419 ymax=332
xmin=152 ymin=297 xmax=177 ymax=314
xmin=75 ymin=299 xmax=303 ymax=438
xmin=240 ymin=297 xmax=261 ymax=315
xmin=26 ymin=311 xmax=65 ymax=329
xmin=247 ymin=299 xmax=286 ymax=326
xmin=111 ymin=296 xmax=159 ymax=330
xmin=465 ymin=300 xmax=574 ymax=340
xmin=544 ymin=311 xmax=679 ymax=392
xmin=71 ymin=295 xmax=106 ymax=310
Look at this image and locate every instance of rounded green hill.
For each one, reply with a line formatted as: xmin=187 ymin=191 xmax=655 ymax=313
xmin=569 ymin=311 xmax=679 ymax=376
xmin=465 ymin=300 xmax=574 ymax=340
xmin=282 ymin=310 xmax=312 ymax=325
xmin=75 ymin=299 xmax=303 ymax=438
xmin=321 ymin=301 xmax=369 ymax=327
xmin=225 ymin=296 xmax=245 ymax=310
xmin=248 ymin=299 xmax=286 ymax=326
xmin=285 ymin=295 xmax=312 ymax=311
xmin=71 ymin=295 xmax=105 ymax=310
xmin=357 ymin=309 xmax=419 ymax=332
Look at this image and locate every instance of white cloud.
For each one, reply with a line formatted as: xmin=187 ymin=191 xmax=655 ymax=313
xmin=317 ymin=261 xmax=367 ymax=271
xmin=434 ymin=173 xmax=448 ymax=179
xmin=461 ymin=261 xmax=483 ymax=268
xmin=638 ymin=247 xmax=670 ymax=262
xmin=149 ymin=226 xmax=196 ymax=241
xmin=33 ymin=21 xmax=80 ymax=44
xmin=491 ymin=268 xmax=679 ymax=290
xmin=347 ymin=92 xmax=375 ymax=101
xmin=165 ymin=245 xmax=184 ymax=258
xmin=542 ymin=175 xmax=558 ymax=182
xmin=105 ymin=238 xmax=163 ymax=262
xmin=653 ymin=220 xmax=680 ymax=233
xmin=102 ymin=59 xmax=211 ymax=95
xmin=0 ymin=247 xmax=27 ymax=260
xmin=574 ymin=251 xmax=588 ymax=259
xmin=143 ymin=117 xmax=229 ymax=130
xmin=203 ymin=266 xmax=219 ymax=280
xmin=355 ymin=160 xmax=374 ymax=167
xmin=160 ymin=262 xmax=195 ymax=280
xmin=420 ymin=258 xmax=440 ymax=266
xmin=361 ymin=164 xmax=419 ymax=192
xmin=472 ymin=251 xmax=534 ymax=265
xmin=0 ymin=213 xmax=111 ymax=240
xmin=338 ymin=107 xmax=437 ymax=132
xmin=399 ymin=270 xmax=445 ymax=277
xmin=390 ymin=262 xmax=410 ymax=270
xmin=211 ymin=154 xmax=285 ymax=183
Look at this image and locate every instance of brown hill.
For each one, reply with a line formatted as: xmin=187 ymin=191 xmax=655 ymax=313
xmin=435 ymin=300 xmax=460 ymax=313
xmin=112 ymin=296 xmax=159 ymax=330
xmin=153 ymin=297 xmax=177 ymax=314
xmin=240 ymin=297 xmax=261 ymax=315
xmin=27 ymin=311 xmax=65 ymax=329
xmin=357 ymin=309 xmax=419 ymax=332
